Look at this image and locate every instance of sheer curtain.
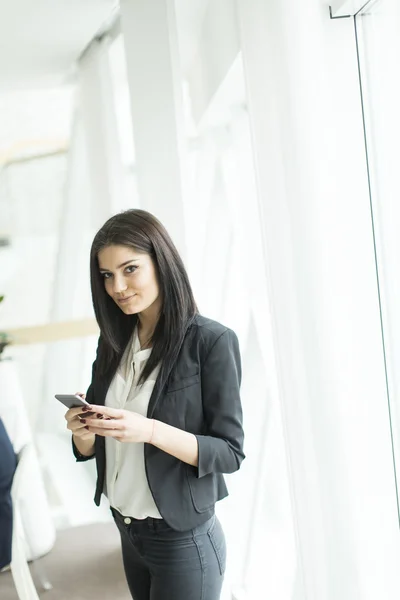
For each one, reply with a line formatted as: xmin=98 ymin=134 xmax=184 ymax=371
xmin=182 ymin=53 xmax=298 ymax=599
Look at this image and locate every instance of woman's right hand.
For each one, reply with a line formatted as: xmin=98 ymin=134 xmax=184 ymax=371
xmin=65 ymin=393 xmax=95 ymax=441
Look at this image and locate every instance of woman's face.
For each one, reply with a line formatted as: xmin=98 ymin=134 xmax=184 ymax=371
xmin=98 ymin=245 xmax=161 ymax=317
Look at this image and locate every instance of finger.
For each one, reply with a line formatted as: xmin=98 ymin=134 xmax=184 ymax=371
xmin=64 ymin=406 xmax=91 ymax=421
xmin=65 ymin=406 xmax=92 ymax=421
xmin=68 ymin=419 xmax=90 ymax=433
xmin=78 ymin=411 xmax=98 ymax=420
xmin=75 ymin=392 xmax=87 ymax=400
xmin=73 ymin=427 xmax=94 ymax=439
xmin=89 ymin=405 xmax=123 ymax=419
xmin=82 ymin=418 xmax=123 ymax=430
xmin=86 ymin=427 xmax=124 ymax=439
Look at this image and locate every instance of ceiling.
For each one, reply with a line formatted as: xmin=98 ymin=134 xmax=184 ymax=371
xmin=0 ymin=0 xmax=208 ymax=92
xmin=0 ymin=0 xmax=117 ymax=91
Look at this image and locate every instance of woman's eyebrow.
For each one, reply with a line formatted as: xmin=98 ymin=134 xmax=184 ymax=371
xmin=99 ymin=259 xmax=140 ymax=272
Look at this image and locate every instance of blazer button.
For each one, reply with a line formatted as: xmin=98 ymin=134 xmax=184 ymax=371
xmin=124 ymin=517 xmax=132 ymax=525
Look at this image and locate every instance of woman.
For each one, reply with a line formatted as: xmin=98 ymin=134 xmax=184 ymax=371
xmin=65 ymin=209 xmax=245 ymax=600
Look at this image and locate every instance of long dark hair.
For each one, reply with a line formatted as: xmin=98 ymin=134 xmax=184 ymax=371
xmin=90 ymin=209 xmax=198 ymax=383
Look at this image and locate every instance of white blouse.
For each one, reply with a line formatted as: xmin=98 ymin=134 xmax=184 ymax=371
xmin=104 ymin=328 xmax=162 ymax=519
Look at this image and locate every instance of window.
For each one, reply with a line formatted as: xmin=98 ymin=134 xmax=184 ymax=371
xmin=356 ymin=0 xmax=400 ymax=515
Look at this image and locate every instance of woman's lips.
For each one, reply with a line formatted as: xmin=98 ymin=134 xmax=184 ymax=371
xmin=117 ymin=295 xmax=135 ymax=304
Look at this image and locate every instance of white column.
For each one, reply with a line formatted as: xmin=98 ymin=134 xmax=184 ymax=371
xmin=40 ymin=115 xmax=94 ymax=434
xmin=79 ymin=36 xmax=125 ymax=227
xmin=120 ymin=0 xmax=187 ymax=256
xmin=48 ymin=117 xmax=91 ymax=320
xmin=237 ymin=1 xmax=400 ymax=599
xmin=39 ymin=109 xmax=106 ymax=528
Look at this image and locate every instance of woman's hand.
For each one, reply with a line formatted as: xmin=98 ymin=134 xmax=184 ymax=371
xmin=65 ymin=393 xmax=96 ymax=442
xmin=81 ymin=404 xmax=154 ymax=444
xmin=80 ymin=404 xmax=199 ymax=467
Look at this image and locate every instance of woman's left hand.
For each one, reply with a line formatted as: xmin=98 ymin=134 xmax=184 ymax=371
xmin=80 ymin=405 xmax=153 ymax=443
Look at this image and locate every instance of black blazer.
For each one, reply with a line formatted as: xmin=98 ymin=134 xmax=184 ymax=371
xmin=73 ymin=315 xmax=245 ymax=531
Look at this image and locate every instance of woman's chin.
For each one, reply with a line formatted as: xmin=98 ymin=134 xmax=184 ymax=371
xmin=120 ymin=305 xmax=140 ymax=315
xmin=116 ymin=300 xmax=140 ymax=315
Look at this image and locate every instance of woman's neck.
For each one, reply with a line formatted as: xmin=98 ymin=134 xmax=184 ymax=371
xmin=137 ymin=301 xmax=161 ymax=349
xmin=137 ymin=322 xmax=153 ymax=350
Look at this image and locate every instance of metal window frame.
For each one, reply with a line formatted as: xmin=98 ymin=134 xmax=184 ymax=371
xmin=330 ymin=0 xmax=376 ymax=18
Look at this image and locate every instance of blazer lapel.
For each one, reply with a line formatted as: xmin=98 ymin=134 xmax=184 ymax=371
xmin=146 ymin=360 xmax=172 ymax=419
xmin=147 ymin=321 xmax=193 ymax=418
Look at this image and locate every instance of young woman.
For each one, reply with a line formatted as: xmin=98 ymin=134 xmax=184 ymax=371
xmin=65 ymin=209 xmax=245 ymax=600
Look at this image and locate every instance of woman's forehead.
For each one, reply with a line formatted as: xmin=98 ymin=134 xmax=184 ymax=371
xmin=98 ymin=245 xmax=147 ymax=267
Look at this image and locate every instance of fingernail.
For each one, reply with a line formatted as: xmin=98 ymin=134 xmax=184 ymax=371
xmin=82 ymin=406 xmax=89 ymax=411
xmin=80 ymin=419 xmax=86 ymax=424
xmin=97 ymin=414 xmax=103 ymax=419
xmin=85 ymin=426 xmax=89 ymax=430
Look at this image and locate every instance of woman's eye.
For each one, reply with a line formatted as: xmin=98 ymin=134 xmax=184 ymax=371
xmin=102 ymin=272 xmax=112 ymax=279
xmin=126 ymin=265 xmax=137 ymax=274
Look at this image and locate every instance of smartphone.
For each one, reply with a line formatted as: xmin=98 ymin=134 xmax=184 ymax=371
xmin=55 ymin=394 xmax=91 ymax=410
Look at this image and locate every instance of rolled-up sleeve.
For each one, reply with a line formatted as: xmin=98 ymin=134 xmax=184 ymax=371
xmin=195 ymin=329 xmax=245 ymax=478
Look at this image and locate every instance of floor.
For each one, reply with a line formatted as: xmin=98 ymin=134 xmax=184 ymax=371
xmin=1 ymin=522 xmax=131 ymax=600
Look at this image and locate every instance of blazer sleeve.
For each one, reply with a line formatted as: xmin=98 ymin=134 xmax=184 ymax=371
xmin=195 ymin=329 xmax=245 ymax=478
xmin=71 ymin=339 xmax=99 ymax=462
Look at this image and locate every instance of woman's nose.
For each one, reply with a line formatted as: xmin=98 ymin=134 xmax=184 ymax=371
xmin=113 ymin=276 xmax=128 ymax=294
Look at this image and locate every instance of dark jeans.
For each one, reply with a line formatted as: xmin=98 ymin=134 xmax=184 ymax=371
xmin=0 ymin=419 xmax=17 ymax=570
xmin=112 ymin=508 xmax=226 ymax=600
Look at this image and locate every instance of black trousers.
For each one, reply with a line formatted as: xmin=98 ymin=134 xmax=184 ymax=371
xmin=112 ymin=508 xmax=226 ymax=600
xmin=0 ymin=419 xmax=17 ymax=570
